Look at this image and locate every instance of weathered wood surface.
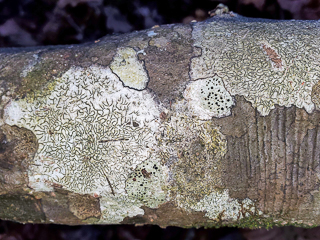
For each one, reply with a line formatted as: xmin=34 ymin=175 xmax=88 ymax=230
xmin=1 ymin=12 xmax=320 ymax=228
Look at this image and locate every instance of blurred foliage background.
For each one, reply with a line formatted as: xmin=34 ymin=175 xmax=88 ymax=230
xmin=0 ymin=0 xmax=320 ymax=47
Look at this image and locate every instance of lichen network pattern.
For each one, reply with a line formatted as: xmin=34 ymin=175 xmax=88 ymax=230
xmin=4 ymin=66 xmax=160 ymax=196
xmin=190 ymin=18 xmax=320 ymax=116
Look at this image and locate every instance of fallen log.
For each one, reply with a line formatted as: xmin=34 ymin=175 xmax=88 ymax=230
xmin=0 ymin=8 xmax=320 ymax=228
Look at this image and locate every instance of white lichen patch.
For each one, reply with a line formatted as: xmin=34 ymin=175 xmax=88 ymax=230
xmin=110 ymin=47 xmax=149 ymax=90
xmin=193 ymin=189 xmax=261 ymax=221
xmin=99 ymin=195 xmax=144 ymax=224
xmin=3 ymin=100 xmax=25 ymax=126
xmin=20 ymin=54 xmax=39 ymax=78
xmin=3 ymin=65 xmax=161 ymax=198
xmin=125 ymin=156 xmax=168 ymax=208
xmin=190 ymin=19 xmax=320 ymax=116
xmin=184 ymin=76 xmax=234 ymax=119
xmin=147 ymin=30 xmax=157 ymax=37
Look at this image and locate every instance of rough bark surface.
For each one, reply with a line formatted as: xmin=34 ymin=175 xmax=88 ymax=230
xmin=0 ymin=11 xmax=320 ymax=228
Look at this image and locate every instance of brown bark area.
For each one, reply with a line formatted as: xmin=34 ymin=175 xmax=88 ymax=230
xmin=0 ymin=125 xmax=38 ymax=194
xmin=140 ymin=25 xmax=196 ymax=107
xmin=213 ymin=96 xmax=320 ymax=221
xmin=122 ymin=202 xmax=210 ymax=228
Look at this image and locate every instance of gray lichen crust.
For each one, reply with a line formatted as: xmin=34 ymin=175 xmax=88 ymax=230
xmin=190 ymin=17 xmax=320 ymax=116
xmin=3 ymin=66 xmax=160 ymax=197
xmin=3 ymin=65 xmax=165 ymax=222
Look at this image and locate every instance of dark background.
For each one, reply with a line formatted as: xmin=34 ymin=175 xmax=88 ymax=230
xmin=1 ymin=0 xmax=320 ymax=47
xmin=1 ymin=0 xmax=320 ymax=239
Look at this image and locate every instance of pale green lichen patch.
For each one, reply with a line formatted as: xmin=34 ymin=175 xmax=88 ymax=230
xmin=110 ymin=47 xmax=149 ymax=90
xmin=3 ymin=65 xmax=160 ymax=198
xmin=125 ymin=156 xmax=167 ymax=208
xmin=99 ymin=195 xmax=144 ymax=224
xmin=193 ymin=189 xmax=262 ymax=221
xmin=184 ymin=76 xmax=234 ymax=119
xmin=190 ymin=18 xmax=320 ymax=116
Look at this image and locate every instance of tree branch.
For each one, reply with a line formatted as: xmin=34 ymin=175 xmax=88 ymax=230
xmin=0 ymin=11 xmax=320 ymax=228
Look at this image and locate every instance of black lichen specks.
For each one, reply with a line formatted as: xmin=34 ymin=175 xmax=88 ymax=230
xmin=125 ymin=160 xmax=166 ymax=208
xmin=199 ymin=75 xmax=233 ymax=117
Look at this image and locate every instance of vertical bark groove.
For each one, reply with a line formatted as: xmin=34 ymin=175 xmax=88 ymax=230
xmin=214 ymin=96 xmax=320 ymax=219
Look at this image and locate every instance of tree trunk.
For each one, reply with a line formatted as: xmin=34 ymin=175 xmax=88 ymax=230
xmin=0 ymin=12 xmax=320 ymax=228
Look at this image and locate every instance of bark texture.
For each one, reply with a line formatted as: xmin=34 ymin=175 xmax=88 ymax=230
xmin=0 ymin=12 xmax=320 ymax=228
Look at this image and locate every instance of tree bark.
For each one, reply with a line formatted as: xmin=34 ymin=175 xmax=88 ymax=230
xmin=0 ymin=12 xmax=320 ymax=228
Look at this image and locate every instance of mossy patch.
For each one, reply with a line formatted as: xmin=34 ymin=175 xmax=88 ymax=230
xmin=19 ymin=63 xmax=60 ymax=102
xmin=12 ymin=49 xmax=74 ymax=101
xmin=0 ymin=194 xmax=45 ymax=223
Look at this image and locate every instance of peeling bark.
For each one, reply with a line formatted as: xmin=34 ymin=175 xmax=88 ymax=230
xmin=0 ymin=12 xmax=320 ymax=228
